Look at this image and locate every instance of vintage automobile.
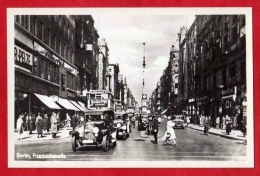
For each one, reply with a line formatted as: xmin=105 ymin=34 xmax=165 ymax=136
xmin=172 ymin=115 xmax=185 ymax=129
xmin=138 ymin=115 xmax=148 ymax=131
xmin=70 ymin=109 xmax=117 ymax=152
xmin=113 ymin=113 xmax=130 ymax=140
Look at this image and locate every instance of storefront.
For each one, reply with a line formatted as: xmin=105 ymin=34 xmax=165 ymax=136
xmin=15 ymin=71 xmax=60 ymax=126
xmin=221 ymin=86 xmax=237 ymax=117
xmin=187 ymin=98 xmax=196 ymax=123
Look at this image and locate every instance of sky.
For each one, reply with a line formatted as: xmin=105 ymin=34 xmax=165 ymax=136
xmin=91 ymin=13 xmax=195 ymax=105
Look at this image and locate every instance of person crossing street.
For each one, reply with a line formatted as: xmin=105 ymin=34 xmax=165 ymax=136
xmin=152 ymin=116 xmax=159 ymax=144
xmin=162 ymin=116 xmax=177 ymax=147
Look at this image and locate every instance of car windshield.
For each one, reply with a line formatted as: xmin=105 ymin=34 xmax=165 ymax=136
xmin=116 ymin=116 xmax=123 ymax=120
xmin=86 ymin=115 xmax=103 ymax=121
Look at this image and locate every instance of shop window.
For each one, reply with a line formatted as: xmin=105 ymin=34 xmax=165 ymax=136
xmin=53 ymin=66 xmax=57 ymax=83
xmin=33 ymin=56 xmax=38 ymax=76
xmin=40 ymin=58 xmax=46 ymax=79
xmin=48 ymin=63 xmax=53 ymax=81
xmin=61 ymin=74 xmax=66 ymax=91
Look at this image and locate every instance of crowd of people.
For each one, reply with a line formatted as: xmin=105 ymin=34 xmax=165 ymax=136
xmin=16 ymin=112 xmax=85 ymax=140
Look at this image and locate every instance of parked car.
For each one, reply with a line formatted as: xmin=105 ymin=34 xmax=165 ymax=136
xmin=172 ymin=115 xmax=185 ymax=129
xmin=138 ymin=115 xmax=148 ymax=131
xmin=70 ymin=109 xmax=117 ymax=152
xmin=113 ymin=113 xmax=130 ymax=140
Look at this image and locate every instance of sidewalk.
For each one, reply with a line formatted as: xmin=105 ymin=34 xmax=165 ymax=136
xmin=188 ymin=124 xmax=247 ymax=141
xmin=14 ymin=128 xmax=71 ymax=142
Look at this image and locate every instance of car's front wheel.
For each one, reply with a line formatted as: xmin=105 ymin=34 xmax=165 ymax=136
xmin=102 ymin=135 xmax=109 ymax=152
xmin=71 ymin=136 xmax=79 ymax=151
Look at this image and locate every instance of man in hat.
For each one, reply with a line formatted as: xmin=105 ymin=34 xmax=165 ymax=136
xmin=152 ymin=116 xmax=159 ymax=144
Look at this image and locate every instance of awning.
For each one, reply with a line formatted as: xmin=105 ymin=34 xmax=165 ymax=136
xmin=69 ymin=100 xmax=86 ymax=112
xmin=56 ymin=98 xmax=80 ymax=111
xmin=77 ymin=101 xmax=88 ymax=111
xmin=34 ymin=93 xmax=61 ymax=109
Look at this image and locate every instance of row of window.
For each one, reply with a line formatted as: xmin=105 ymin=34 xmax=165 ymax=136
xmin=203 ymin=60 xmax=246 ymax=91
xmin=33 ymin=54 xmax=76 ymax=91
xmin=15 ymin=15 xmax=75 ymax=65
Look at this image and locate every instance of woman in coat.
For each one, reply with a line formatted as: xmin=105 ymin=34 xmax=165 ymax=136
xmin=42 ymin=114 xmax=48 ymax=135
xmin=51 ymin=112 xmax=58 ymax=138
xmin=35 ymin=117 xmax=43 ymax=138
xmin=16 ymin=114 xmax=24 ymax=140
xmin=162 ymin=116 xmax=177 ymax=147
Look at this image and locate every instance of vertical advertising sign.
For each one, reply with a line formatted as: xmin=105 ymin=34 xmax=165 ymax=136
xmin=98 ymin=53 xmax=103 ymax=89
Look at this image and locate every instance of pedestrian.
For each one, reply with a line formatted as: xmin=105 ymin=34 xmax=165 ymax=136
xmin=233 ymin=112 xmax=238 ymax=130
xmin=42 ymin=114 xmax=48 ymax=135
xmin=28 ymin=114 xmax=33 ymax=135
xmin=56 ymin=112 xmax=61 ymax=131
xmin=186 ymin=115 xmax=191 ymax=126
xmin=222 ymin=116 xmax=226 ymax=129
xmin=216 ymin=116 xmax=220 ymax=129
xmin=66 ymin=113 xmax=71 ymax=129
xmin=24 ymin=114 xmax=28 ymax=131
xmin=152 ymin=116 xmax=159 ymax=144
xmin=16 ymin=113 xmax=24 ymax=140
xmin=35 ymin=113 xmax=42 ymax=126
xmin=162 ymin=116 xmax=177 ymax=147
xmin=71 ymin=114 xmax=77 ymax=131
xmin=51 ymin=112 xmax=58 ymax=138
xmin=35 ymin=117 xmax=43 ymax=138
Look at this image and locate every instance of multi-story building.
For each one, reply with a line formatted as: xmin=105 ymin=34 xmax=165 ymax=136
xmin=14 ymin=15 xmax=81 ymax=124
xmin=75 ymin=15 xmax=99 ymax=94
xmin=98 ymin=38 xmax=109 ymax=90
xmin=169 ymin=45 xmax=179 ymax=115
xmin=176 ymin=26 xmax=189 ymax=115
xmin=108 ymin=64 xmax=120 ymax=99
xmin=176 ymin=15 xmax=246 ymax=127
xmin=194 ymin=15 xmax=246 ymax=127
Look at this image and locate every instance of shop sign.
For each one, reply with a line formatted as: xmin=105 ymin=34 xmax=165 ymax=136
xmin=48 ymin=86 xmax=59 ymax=95
xmin=33 ymin=42 xmax=54 ymax=61
xmin=196 ymin=96 xmax=207 ymax=102
xmin=15 ymin=74 xmax=30 ymax=89
xmin=89 ymin=90 xmax=110 ymax=94
xmin=98 ymin=53 xmax=103 ymax=89
xmin=64 ymin=62 xmax=77 ymax=76
xmin=67 ymin=91 xmax=76 ymax=98
xmin=222 ymin=86 xmax=237 ymax=96
xmin=14 ymin=45 xmax=33 ymax=72
xmin=90 ymin=99 xmax=108 ymax=108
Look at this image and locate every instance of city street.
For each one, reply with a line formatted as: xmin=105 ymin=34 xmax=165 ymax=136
xmin=15 ymin=120 xmax=246 ymax=161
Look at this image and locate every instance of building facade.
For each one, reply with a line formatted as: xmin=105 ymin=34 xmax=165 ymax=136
xmin=15 ymin=15 xmax=79 ymax=123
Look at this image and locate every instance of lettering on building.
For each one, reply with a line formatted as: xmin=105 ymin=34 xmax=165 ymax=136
xmin=14 ymin=45 xmax=32 ymax=72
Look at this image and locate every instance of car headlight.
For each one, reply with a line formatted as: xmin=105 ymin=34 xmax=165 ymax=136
xmin=93 ymin=127 xmax=99 ymax=134
xmin=78 ymin=127 xmax=84 ymax=134
xmin=117 ymin=123 xmax=122 ymax=128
